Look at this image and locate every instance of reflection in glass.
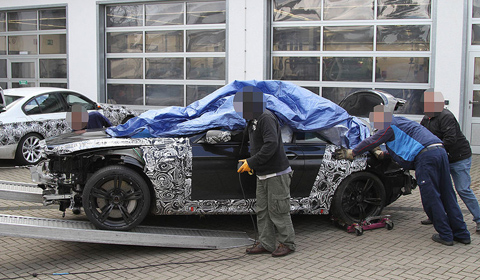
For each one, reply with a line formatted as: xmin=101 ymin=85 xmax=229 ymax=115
xmin=40 ymin=83 xmax=67 ymax=88
xmin=377 ymin=25 xmax=430 ymax=51
xmin=321 ymin=87 xmax=368 ymax=105
xmin=378 ymin=88 xmax=425 ymax=114
xmin=107 ymin=58 xmax=143 ymax=79
xmin=472 ymin=25 xmax=480 ymax=45
xmin=474 ymin=0 xmax=480 ymax=18
xmin=0 ymin=82 xmax=7 ymax=89
xmin=146 ymin=84 xmax=184 ymax=106
xmin=323 ymin=26 xmax=373 ymax=51
xmin=146 ymin=3 xmax=183 ymax=26
xmin=146 ymin=31 xmax=183 ymax=52
xmin=40 ymin=34 xmax=67 ymax=54
xmin=0 ymin=36 xmax=5 ymax=55
xmin=375 ymin=57 xmax=429 ymax=83
xmin=40 ymin=59 xmax=67 ymax=78
xmin=12 ymin=62 xmax=35 ymax=78
xmin=0 ymin=12 xmax=5 ymax=32
xmin=377 ymin=0 xmax=431 ymax=19
xmin=187 ymin=30 xmax=225 ymax=52
xmin=324 ymin=0 xmax=374 ymax=20
xmin=323 ymin=57 xmax=372 ymax=82
xmin=8 ymin=11 xmax=37 ymax=31
xmin=273 ymin=57 xmax=320 ymax=81
xmin=39 ymin=9 xmax=66 ymax=30
xmin=107 ymin=32 xmax=143 ymax=53
xmin=273 ymin=0 xmax=321 ymax=21
xmin=107 ymin=84 xmax=143 ymax=105
xmin=473 ymin=91 xmax=480 ymax=117
xmin=106 ymin=5 xmax=143 ymax=27
xmin=12 ymin=83 xmax=35 ymax=88
xmin=273 ymin=27 xmax=320 ymax=51
xmin=8 ymin=35 xmax=37 ymax=55
xmin=186 ymin=57 xmax=225 ymax=80
xmin=0 ymin=59 xmax=6 ymax=78
xmin=146 ymin=58 xmax=183 ymax=79
xmin=474 ymin=57 xmax=480 ymax=84
xmin=187 ymin=1 xmax=226 ymax=24
xmin=303 ymin=87 xmax=319 ymax=95
xmin=187 ymin=85 xmax=221 ymax=105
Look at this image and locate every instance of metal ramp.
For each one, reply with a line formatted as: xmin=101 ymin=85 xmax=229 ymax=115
xmin=0 ymin=180 xmax=42 ymax=203
xmin=0 ymin=180 xmax=253 ymax=249
xmin=0 ymin=214 xmax=253 ymax=249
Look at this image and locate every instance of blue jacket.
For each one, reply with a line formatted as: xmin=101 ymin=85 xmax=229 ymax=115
xmin=352 ymin=116 xmax=442 ymax=170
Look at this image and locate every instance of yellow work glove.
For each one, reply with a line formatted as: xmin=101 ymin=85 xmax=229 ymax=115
xmin=237 ymin=159 xmax=253 ymax=175
xmin=334 ymin=148 xmax=354 ymax=160
xmin=371 ymin=146 xmax=384 ymax=160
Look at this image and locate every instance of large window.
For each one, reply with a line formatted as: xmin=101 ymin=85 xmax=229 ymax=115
xmin=0 ymin=8 xmax=67 ymax=89
xmin=271 ymin=0 xmax=432 ymax=114
xmin=104 ymin=1 xmax=226 ymax=107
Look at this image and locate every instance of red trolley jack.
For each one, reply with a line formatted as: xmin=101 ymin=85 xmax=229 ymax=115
xmin=347 ymin=215 xmax=394 ymax=236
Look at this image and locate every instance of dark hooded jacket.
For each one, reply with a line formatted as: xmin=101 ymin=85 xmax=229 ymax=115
xmin=420 ymin=109 xmax=471 ymax=163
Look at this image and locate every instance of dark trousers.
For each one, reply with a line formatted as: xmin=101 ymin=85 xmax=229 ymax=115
xmin=415 ymin=148 xmax=470 ymax=241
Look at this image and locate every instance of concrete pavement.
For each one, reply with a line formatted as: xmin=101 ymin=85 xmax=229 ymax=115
xmin=1 ymin=157 xmax=480 ymax=280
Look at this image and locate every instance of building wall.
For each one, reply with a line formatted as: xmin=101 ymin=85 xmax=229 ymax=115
xmin=0 ymin=0 xmax=469 ymax=120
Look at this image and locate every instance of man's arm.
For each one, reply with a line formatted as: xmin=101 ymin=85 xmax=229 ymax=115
xmin=352 ymin=126 xmax=395 ymax=156
xmin=247 ymin=115 xmax=278 ymax=169
xmin=438 ymin=113 xmax=457 ymax=150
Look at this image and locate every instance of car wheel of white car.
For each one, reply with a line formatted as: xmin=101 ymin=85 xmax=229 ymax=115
xmin=332 ymin=172 xmax=386 ymax=225
xmin=83 ymin=165 xmax=151 ymax=231
xmin=15 ymin=133 xmax=43 ymax=165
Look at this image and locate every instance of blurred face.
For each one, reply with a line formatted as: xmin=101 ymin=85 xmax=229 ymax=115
xmin=66 ymin=104 xmax=89 ymax=130
xmin=423 ymin=89 xmax=445 ymax=118
xmin=369 ymin=105 xmax=393 ymax=130
xmin=233 ymin=86 xmax=266 ymax=120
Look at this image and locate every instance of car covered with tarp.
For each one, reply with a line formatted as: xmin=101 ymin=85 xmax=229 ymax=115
xmin=31 ymin=80 xmax=415 ymax=231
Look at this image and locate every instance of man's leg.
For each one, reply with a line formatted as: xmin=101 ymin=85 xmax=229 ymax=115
xmin=256 ymin=179 xmax=276 ymax=252
xmin=415 ymin=151 xmax=454 ymax=242
xmin=450 ymin=157 xmax=480 ymax=224
xmin=266 ymin=173 xmax=296 ymax=251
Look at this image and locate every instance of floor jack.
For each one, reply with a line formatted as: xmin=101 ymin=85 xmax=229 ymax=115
xmin=346 ymin=215 xmax=394 ymax=236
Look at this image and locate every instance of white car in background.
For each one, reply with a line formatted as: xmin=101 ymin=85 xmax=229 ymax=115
xmin=0 ymin=87 xmax=137 ymax=165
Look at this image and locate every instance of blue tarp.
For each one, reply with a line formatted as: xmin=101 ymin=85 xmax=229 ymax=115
xmin=105 ymin=80 xmax=369 ymax=148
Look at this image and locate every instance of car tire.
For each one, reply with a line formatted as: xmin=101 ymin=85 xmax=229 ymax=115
xmin=83 ymin=165 xmax=151 ymax=231
xmin=331 ymin=172 xmax=386 ymax=225
xmin=15 ymin=133 xmax=44 ymax=165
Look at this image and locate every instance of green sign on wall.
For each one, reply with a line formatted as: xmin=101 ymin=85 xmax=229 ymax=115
xmin=19 ymin=81 xmax=28 ymax=85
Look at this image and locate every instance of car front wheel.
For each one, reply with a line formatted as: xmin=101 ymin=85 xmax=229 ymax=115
xmin=15 ymin=133 xmax=43 ymax=165
xmin=83 ymin=165 xmax=151 ymax=231
xmin=331 ymin=172 xmax=386 ymax=225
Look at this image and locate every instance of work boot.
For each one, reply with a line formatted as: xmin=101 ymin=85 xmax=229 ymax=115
xmin=431 ymin=234 xmax=453 ymax=246
xmin=453 ymin=236 xmax=471 ymax=245
xmin=246 ymin=242 xmax=270 ymax=254
xmin=271 ymin=243 xmax=294 ymax=257
xmin=476 ymin=222 xmax=480 ymax=233
xmin=421 ymin=218 xmax=433 ymax=225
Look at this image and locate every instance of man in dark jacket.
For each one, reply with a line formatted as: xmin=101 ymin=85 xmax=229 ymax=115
xmin=335 ymin=105 xmax=470 ymax=246
xmin=420 ymin=89 xmax=480 ymax=232
xmin=235 ymin=86 xmax=296 ymax=257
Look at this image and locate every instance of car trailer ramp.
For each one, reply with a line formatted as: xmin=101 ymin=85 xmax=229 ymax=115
xmin=0 ymin=180 xmax=253 ymax=249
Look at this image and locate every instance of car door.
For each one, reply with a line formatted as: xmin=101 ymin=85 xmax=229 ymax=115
xmin=191 ymin=129 xmax=305 ymax=200
xmin=289 ymin=132 xmax=327 ymax=197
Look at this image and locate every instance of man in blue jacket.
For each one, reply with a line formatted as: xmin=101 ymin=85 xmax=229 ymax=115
xmin=335 ymin=105 xmax=470 ymax=246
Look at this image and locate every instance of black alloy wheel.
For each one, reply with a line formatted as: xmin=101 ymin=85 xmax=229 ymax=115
xmin=83 ymin=165 xmax=150 ymax=231
xmin=332 ymin=172 xmax=386 ymax=225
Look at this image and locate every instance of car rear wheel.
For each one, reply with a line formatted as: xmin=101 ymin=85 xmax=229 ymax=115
xmin=15 ymin=133 xmax=43 ymax=165
xmin=83 ymin=165 xmax=151 ymax=231
xmin=332 ymin=172 xmax=386 ymax=225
